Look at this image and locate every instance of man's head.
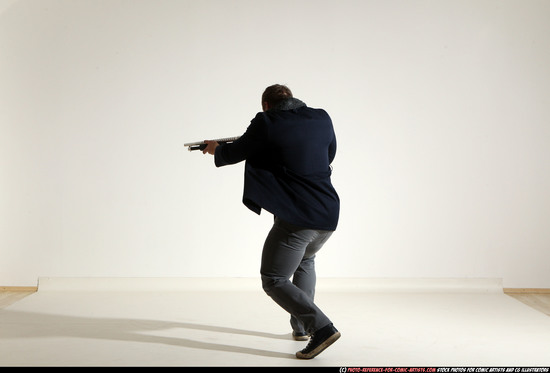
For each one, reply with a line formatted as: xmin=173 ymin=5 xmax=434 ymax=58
xmin=262 ymin=84 xmax=293 ymax=111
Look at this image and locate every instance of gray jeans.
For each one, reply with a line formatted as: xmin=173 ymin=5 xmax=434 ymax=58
xmin=260 ymin=217 xmax=333 ymax=334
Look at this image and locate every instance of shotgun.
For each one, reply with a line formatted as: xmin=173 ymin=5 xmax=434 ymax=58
xmin=184 ymin=136 xmax=240 ymax=152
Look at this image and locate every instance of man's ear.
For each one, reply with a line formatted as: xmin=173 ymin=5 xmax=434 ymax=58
xmin=262 ymin=102 xmax=270 ymax=111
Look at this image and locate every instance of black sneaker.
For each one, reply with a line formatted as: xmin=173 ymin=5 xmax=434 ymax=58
xmin=296 ymin=323 xmax=340 ymax=359
xmin=292 ymin=331 xmax=310 ymax=341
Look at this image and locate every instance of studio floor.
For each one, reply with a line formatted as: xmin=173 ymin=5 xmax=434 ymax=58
xmin=1 ymin=278 xmax=549 ymax=367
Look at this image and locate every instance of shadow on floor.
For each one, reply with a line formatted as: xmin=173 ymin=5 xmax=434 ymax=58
xmin=0 ymin=309 xmax=296 ymax=360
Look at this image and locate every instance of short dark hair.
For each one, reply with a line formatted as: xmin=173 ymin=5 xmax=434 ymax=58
xmin=262 ymin=84 xmax=293 ymax=107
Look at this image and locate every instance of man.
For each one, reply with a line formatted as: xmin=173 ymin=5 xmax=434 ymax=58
xmin=202 ymin=84 xmax=340 ymax=359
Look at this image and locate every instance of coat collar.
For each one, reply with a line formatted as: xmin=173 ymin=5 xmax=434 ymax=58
xmin=270 ymin=97 xmax=306 ymax=111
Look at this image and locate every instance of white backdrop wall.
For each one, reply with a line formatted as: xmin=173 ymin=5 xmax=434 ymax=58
xmin=1 ymin=0 xmax=549 ymax=287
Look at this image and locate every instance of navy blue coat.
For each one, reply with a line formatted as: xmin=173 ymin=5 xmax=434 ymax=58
xmin=214 ymin=99 xmax=340 ymax=231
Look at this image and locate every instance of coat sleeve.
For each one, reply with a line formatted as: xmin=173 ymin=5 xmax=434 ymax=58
xmin=214 ymin=113 xmax=267 ymax=167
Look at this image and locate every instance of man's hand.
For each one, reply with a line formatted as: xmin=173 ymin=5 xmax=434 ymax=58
xmin=202 ymin=140 xmax=219 ymax=155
